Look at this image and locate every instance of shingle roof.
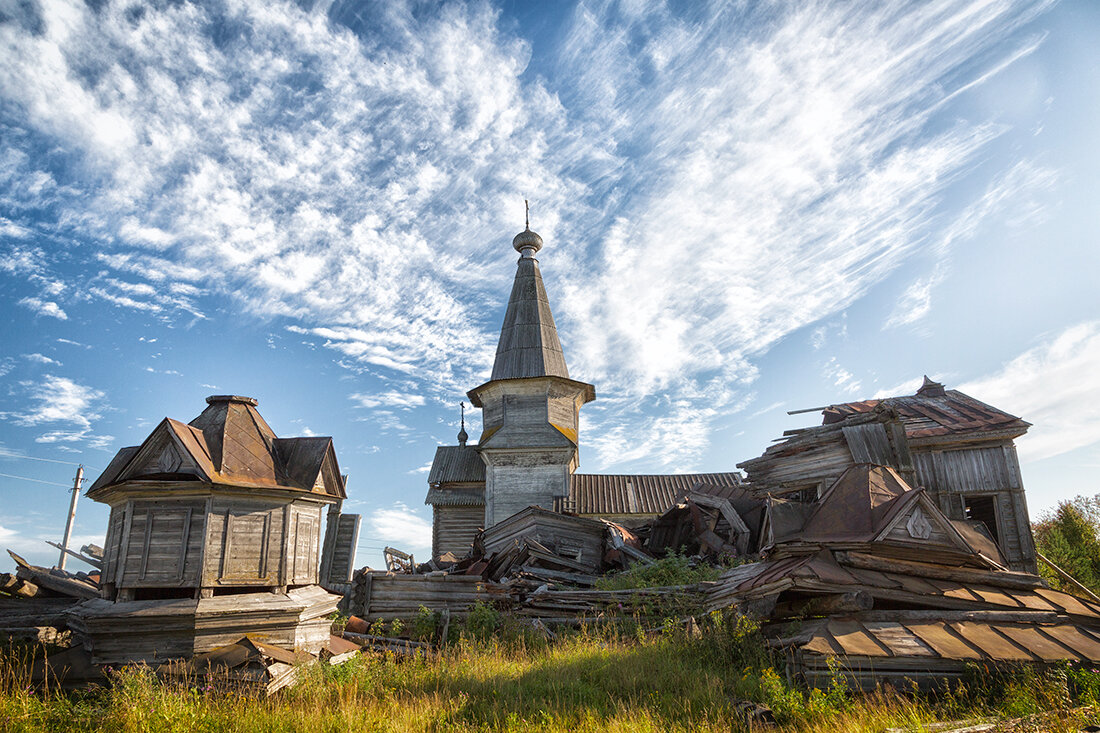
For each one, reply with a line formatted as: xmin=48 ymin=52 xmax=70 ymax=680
xmin=87 ymin=396 xmax=344 ymax=498
xmin=822 ymin=381 xmax=1030 ymax=441
xmin=564 ymin=472 xmax=743 ymax=515
xmin=490 ymin=255 xmax=570 ymax=381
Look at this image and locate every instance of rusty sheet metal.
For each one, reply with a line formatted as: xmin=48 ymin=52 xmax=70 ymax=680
xmin=822 ymin=389 xmax=1030 ymax=440
xmin=997 ymin=625 xmax=1079 ymax=660
xmin=799 ymin=465 xmax=914 ymax=543
xmin=828 ymin=620 xmax=891 ymax=657
xmin=1036 ymin=588 xmax=1100 ymax=618
xmin=801 ymin=618 xmax=1100 ymax=664
xmin=904 ymin=622 xmax=984 ymax=660
xmin=948 ymin=621 xmax=1033 ymax=660
xmin=88 ymin=395 xmax=345 ymax=497
xmin=566 ymin=472 xmax=741 ymax=516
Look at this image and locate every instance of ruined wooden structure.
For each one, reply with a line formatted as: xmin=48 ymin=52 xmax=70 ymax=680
xmin=706 ymin=464 xmax=1099 ymax=690
xmin=738 ymin=378 xmax=1037 ymax=572
xmin=70 ymin=395 xmax=358 ymax=663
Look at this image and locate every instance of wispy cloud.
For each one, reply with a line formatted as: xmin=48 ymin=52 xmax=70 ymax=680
xmin=17 ymin=296 xmax=67 ymax=320
xmin=350 ymin=391 xmax=426 ymax=410
xmin=0 ymin=0 xmax=1052 ymax=471
xmin=885 ymin=161 xmax=1056 ymax=330
xmin=7 ymin=374 xmax=113 ymax=448
xmin=960 ymin=322 xmax=1100 ymax=463
xmin=23 ymin=353 xmax=60 ymax=366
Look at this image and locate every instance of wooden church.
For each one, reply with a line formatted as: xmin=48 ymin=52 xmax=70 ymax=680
xmin=72 ymin=395 xmax=359 ymax=664
xmin=425 ymin=213 xmax=741 ymax=557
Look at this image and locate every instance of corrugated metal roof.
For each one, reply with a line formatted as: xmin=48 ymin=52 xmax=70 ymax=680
xmin=424 ymin=487 xmax=484 ymax=506
xmin=565 ymin=472 xmax=742 ymax=515
xmin=823 ymin=386 xmax=1030 ymax=440
xmin=490 ymin=256 xmax=570 ymax=381
xmin=427 ymin=445 xmax=485 ymax=485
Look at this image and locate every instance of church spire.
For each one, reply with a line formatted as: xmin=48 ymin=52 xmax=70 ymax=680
xmin=490 ymin=203 xmax=568 ymax=380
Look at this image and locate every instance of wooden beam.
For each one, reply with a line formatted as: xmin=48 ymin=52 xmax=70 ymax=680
xmin=837 ymin=551 xmax=1046 ymax=591
xmin=1037 ymin=552 xmax=1100 ymax=604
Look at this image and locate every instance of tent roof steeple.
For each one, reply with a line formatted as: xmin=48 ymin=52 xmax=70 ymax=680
xmin=490 ymin=208 xmax=570 ymax=381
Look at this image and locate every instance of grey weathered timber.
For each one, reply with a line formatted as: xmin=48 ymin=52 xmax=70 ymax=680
xmin=73 ymin=395 xmax=346 ymax=663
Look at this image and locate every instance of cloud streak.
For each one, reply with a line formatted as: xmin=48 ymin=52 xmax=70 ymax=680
xmin=961 ymin=322 xmax=1100 ymax=463
xmin=0 ymin=0 xmax=1053 ymax=471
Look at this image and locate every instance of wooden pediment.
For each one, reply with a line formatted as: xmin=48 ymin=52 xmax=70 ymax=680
xmin=115 ymin=418 xmax=214 ymax=485
xmin=874 ymin=491 xmax=973 ymax=555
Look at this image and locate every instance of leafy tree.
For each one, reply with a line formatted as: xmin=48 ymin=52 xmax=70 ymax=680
xmin=1033 ymin=494 xmax=1100 ymax=595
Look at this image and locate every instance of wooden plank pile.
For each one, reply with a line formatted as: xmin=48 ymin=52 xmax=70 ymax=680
xmin=6 ymin=550 xmax=99 ymax=600
xmin=647 ymin=491 xmax=753 ymax=559
xmin=341 ymin=569 xmax=495 ymax=621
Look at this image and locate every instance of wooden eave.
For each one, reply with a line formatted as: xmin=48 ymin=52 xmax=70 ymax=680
xmin=88 ymin=478 xmax=342 ymax=506
xmin=466 ymin=375 xmax=596 ymax=408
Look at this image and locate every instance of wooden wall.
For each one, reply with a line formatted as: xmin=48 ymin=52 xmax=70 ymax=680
xmin=432 ymin=505 xmax=483 ymax=558
xmin=914 ymin=443 xmax=1037 ymax=572
xmin=102 ymin=499 xmax=207 ymax=589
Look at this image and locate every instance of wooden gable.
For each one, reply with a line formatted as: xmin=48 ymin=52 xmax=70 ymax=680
xmin=875 ymin=491 xmax=975 ymax=556
xmin=115 ymin=418 xmax=213 ymax=485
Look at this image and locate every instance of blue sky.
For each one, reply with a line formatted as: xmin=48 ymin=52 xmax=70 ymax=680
xmin=2 ymin=0 xmax=1099 ymax=570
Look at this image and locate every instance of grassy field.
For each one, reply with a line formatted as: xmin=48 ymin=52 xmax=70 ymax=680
xmin=2 ymin=611 xmax=1099 ymax=732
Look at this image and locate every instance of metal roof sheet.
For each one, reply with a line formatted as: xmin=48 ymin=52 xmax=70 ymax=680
xmin=88 ymin=396 xmax=345 ymax=498
xmin=427 ymin=445 xmax=485 ymax=485
xmin=565 ymin=472 xmax=743 ymax=515
xmin=801 ymin=617 xmax=1100 ymax=663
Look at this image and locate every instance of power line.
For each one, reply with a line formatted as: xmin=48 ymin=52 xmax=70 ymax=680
xmin=0 ymin=471 xmax=72 ymax=488
xmin=0 ymin=451 xmax=99 ymax=471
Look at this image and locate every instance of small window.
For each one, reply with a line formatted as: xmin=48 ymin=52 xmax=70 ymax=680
xmin=965 ymin=496 xmax=1000 ymax=545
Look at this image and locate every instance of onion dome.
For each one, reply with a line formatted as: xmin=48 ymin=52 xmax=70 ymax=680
xmin=512 ymin=199 xmax=543 ymax=257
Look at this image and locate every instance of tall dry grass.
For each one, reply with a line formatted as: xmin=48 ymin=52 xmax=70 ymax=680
xmin=2 ymin=616 xmax=1100 ymax=732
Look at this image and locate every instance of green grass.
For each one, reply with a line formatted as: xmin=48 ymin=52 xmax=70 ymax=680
xmin=3 ymin=615 xmax=1100 ymax=732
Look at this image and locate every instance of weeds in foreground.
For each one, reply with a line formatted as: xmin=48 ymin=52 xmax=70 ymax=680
xmin=3 ymin=615 xmax=1100 ymax=732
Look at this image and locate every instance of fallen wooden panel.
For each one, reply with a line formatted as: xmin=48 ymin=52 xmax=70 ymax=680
xmin=342 ymin=569 xmax=490 ymax=621
xmin=170 ymin=636 xmax=314 ymax=695
xmin=8 ymin=551 xmax=99 ymax=600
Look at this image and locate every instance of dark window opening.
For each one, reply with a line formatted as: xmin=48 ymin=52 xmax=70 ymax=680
xmin=210 ymin=585 xmax=278 ymax=597
xmin=965 ymin=495 xmax=1000 ymax=545
xmin=132 ymin=587 xmax=197 ymax=601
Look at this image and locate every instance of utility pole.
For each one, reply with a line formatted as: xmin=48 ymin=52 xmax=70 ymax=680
xmin=58 ymin=465 xmax=83 ymax=571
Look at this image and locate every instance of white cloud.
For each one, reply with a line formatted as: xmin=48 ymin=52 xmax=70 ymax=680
xmin=350 ymin=391 xmax=426 ymax=410
xmin=17 ymin=296 xmax=67 ymax=320
xmin=823 ymin=357 xmax=862 ymax=396
xmin=368 ymin=502 xmax=433 ymax=559
xmin=0 ymin=0 xmax=1052 ymax=471
xmin=11 ymin=375 xmax=110 ymax=449
xmin=960 ymin=322 xmax=1100 ymax=463
xmin=23 ymin=353 xmax=60 ymax=366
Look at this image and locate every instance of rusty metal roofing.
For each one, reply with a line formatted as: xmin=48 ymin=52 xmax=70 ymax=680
xmin=799 ymin=616 xmax=1100 ymax=664
xmin=822 ymin=383 xmax=1030 ymax=440
xmin=799 ymin=464 xmax=915 ymax=543
xmin=427 ymin=445 xmax=485 ymax=486
xmin=490 ymin=255 xmax=570 ymax=381
xmin=565 ymin=472 xmax=742 ymax=516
